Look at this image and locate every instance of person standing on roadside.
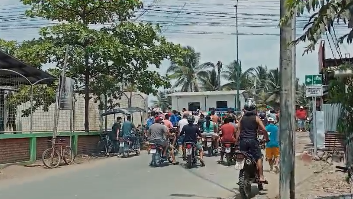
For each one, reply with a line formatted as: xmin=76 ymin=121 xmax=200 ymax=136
xmin=295 ymin=106 xmax=307 ymax=132
xmin=265 ymin=117 xmax=280 ymax=173
xmin=111 ymin=117 xmax=122 ymax=153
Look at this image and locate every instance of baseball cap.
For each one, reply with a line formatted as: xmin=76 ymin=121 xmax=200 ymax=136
xmin=268 ymin=118 xmax=275 ymax=122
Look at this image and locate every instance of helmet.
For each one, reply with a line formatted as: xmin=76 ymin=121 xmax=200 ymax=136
xmin=187 ymin=115 xmax=195 ymax=124
xmin=259 ymin=112 xmax=266 ymax=119
xmin=244 ymin=98 xmax=256 ymax=111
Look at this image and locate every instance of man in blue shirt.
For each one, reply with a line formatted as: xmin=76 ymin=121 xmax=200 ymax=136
xmin=265 ymin=117 xmax=279 ymax=173
xmin=170 ymin=110 xmax=180 ymax=127
xmin=120 ymin=115 xmax=136 ymax=140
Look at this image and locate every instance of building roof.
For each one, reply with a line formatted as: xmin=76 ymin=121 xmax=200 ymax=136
xmin=167 ymin=90 xmax=246 ymax=97
xmin=0 ymin=50 xmax=54 ymax=85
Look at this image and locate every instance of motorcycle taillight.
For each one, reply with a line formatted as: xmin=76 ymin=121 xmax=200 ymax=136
xmin=224 ymin=144 xmax=231 ymax=147
xmin=186 ymin=144 xmax=192 ymax=149
xmin=150 ymin=145 xmax=156 ymax=149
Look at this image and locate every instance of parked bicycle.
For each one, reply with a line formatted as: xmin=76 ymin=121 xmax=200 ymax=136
xmin=96 ymin=133 xmax=113 ymax=156
xmin=41 ymin=138 xmax=75 ymax=169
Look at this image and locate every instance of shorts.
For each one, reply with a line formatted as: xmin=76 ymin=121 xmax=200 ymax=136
xmin=265 ymin=147 xmax=280 ymax=160
xmin=149 ymin=139 xmax=169 ymax=148
xmin=297 ymin=119 xmax=304 ymax=128
xmin=177 ymin=135 xmax=185 ymax=145
xmin=239 ymin=138 xmax=262 ymax=161
xmin=201 ymin=132 xmax=218 ymax=137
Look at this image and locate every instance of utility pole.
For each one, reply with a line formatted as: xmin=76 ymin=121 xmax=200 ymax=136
xmin=279 ymin=0 xmax=295 ymax=198
xmin=234 ymin=0 xmax=241 ymax=110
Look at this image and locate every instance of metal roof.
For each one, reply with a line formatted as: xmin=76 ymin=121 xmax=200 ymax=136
xmin=167 ymin=90 xmax=246 ymax=97
xmin=0 ymin=50 xmax=55 ymax=85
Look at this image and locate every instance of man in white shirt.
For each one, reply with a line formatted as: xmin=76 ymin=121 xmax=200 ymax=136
xmin=177 ymin=114 xmax=189 ymax=153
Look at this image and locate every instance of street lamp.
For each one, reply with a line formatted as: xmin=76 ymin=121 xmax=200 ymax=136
xmin=234 ymin=1 xmax=241 ymax=110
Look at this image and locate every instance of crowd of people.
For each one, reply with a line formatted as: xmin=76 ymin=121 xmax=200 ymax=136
xmin=143 ymin=101 xmax=280 ymax=182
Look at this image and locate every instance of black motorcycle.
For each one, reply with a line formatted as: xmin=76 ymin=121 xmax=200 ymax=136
xmin=235 ymin=150 xmax=265 ymax=198
xmin=184 ymin=142 xmax=197 ymax=168
xmin=149 ymin=142 xmax=173 ymax=167
xmin=203 ymin=135 xmax=216 ymax=157
xmin=118 ymin=136 xmax=140 ymax=158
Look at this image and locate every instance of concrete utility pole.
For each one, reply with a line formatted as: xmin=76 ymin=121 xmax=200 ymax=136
xmin=279 ymin=0 xmax=295 ymax=198
xmin=234 ymin=0 xmax=241 ymax=110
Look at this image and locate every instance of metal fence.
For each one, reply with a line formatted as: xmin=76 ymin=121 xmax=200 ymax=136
xmin=0 ymin=69 xmax=148 ymax=134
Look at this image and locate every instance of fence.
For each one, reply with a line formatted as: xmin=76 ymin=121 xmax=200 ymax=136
xmin=0 ymin=69 xmax=148 ymax=134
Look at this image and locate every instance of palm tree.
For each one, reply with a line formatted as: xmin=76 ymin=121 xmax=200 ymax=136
xmin=221 ymin=60 xmax=254 ymax=90
xmin=251 ymin=65 xmax=269 ymax=92
xmin=167 ymin=46 xmax=213 ymax=92
xmin=265 ymin=68 xmax=281 ymax=106
xmin=199 ymin=69 xmax=219 ymax=91
xmin=152 ymin=90 xmax=172 ymax=112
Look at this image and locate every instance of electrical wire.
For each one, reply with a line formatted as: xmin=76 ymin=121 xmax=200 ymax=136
xmin=161 ymin=3 xmax=187 ymax=33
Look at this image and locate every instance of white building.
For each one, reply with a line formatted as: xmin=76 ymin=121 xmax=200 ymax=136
xmin=167 ymin=91 xmax=246 ymax=111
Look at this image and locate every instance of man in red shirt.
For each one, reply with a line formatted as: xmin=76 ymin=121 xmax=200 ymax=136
xmin=219 ymin=117 xmax=236 ymax=162
xmin=295 ymin=106 xmax=307 ymax=132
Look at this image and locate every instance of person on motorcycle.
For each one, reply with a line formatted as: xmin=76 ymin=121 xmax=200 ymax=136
xmin=202 ymin=115 xmax=220 ymax=152
xmin=120 ymin=115 xmax=137 ymax=143
xmin=148 ymin=117 xmax=179 ymax=165
xmin=236 ymin=101 xmax=269 ymax=183
xmin=180 ymin=115 xmax=205 ymax=166
xmin=197 ymin=113 xmax=205 ymax=130
xmin=219 ymin=117 xmax=236 ymax=162
xmin=178 ymin=113 xmax=189 ymax=152
xmin=163 ymin=114 xmax=177 ymax=150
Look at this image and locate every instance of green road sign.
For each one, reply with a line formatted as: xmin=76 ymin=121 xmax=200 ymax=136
xmin=305 ymin=75 xmax=322 ymax=85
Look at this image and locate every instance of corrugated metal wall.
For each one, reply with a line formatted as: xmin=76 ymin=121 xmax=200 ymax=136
xmin=323 ymin=103 xmax=342 ymax=132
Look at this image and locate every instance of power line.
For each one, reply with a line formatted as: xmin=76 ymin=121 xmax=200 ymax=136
xmin=162 ymin=3 xmax=187 ymax=33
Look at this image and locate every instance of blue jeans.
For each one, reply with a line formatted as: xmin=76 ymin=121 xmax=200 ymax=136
xmin=297 ymin=119 xmax=304 ymax=129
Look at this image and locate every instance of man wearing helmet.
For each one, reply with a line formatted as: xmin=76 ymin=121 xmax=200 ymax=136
xmin=236 ymin=99 xmax=269 ymax=183
xmin=180 ymin=115 xmax=205 ymax=166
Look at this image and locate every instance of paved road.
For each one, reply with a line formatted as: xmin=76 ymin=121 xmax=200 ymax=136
xmin=0 ymin=152 xmax=243 ymax=199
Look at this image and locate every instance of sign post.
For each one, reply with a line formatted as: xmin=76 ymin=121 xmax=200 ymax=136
xmin=305 ymin=74 xmax=323 ymax=155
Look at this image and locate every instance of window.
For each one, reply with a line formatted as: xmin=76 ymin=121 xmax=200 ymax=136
xmin=216 ymin=101 xmax=228 ymax=108
xmin=188 ymin=102 xmax=200 ymax=111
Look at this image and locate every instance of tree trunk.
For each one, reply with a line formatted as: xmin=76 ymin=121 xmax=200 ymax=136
xmin=84 ymin=52 xmax=90 ymax=132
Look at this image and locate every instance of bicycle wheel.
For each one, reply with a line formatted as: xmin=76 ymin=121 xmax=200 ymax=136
xmin=63 ymin=146 xmax=75 ymax=165
xmin=42 ymin=148 xmax=61 ymax=168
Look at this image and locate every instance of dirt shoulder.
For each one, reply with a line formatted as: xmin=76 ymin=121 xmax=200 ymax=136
xmin=0 ymin=155 xmax=106 ymax=184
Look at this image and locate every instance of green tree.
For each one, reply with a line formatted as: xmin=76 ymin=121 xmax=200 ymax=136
xmin=199 ymin=69 xmax=219 ymax=91
xmin=221 ymin=60 xmax=254 ymax=90
xmin=152 ymin=90 xmax=172 ymax=112
xmin=265 ymin=68 xmax=281 ymax=106
xmin=15 ymin=0 xmax=184 ymax=132
xmin=251 ymin=65 xmax=269 ymax=92
xmin=280 ymin=0 xmax=353 ymax=53
xmin=167 ymin=46 xmax=214 ymax=92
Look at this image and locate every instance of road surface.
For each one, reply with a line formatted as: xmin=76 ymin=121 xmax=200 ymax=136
xmin=0 ymin=152 xmax=245 ymax=199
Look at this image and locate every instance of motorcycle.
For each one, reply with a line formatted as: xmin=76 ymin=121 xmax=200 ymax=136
xmin=149 ymin=142 xmax=173 ymax=167
xmin=203 ymin=135 xmax=216 ymax=157
xmin=184 ymin=142 xmax=197 ymax=168
xmin=220 ymin=142 xmax=236 ymax=166
xmin=118 ymin=136 xmax=140 ymax=158
xmin=235 ymin=149 xmax=265 ymax=199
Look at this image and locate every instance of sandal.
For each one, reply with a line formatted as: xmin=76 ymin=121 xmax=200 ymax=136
xmin=259 ymin=179 xmax=269 ymax=184
xmin=172 ymin=162 xmax=179 ymax=165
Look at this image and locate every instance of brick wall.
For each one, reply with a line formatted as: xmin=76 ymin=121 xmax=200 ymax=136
xmin=77 ymin=135 xmax=100 ymax=154
xmin=0 ymin=138 xmax=30 ymax=164
xmin=0 ymin=134 xmax=100 ymax=164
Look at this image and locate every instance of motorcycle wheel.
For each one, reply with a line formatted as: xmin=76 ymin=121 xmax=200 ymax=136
xmin=238 ymin=170 xmax=252 ymax=199
xmin=226 ymin=154 xmax=231 ymax=166
xmin=187 ymin=155 xmax=193 ymax=169
xmin=207 ymin=147 xmax=213 ymax=157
